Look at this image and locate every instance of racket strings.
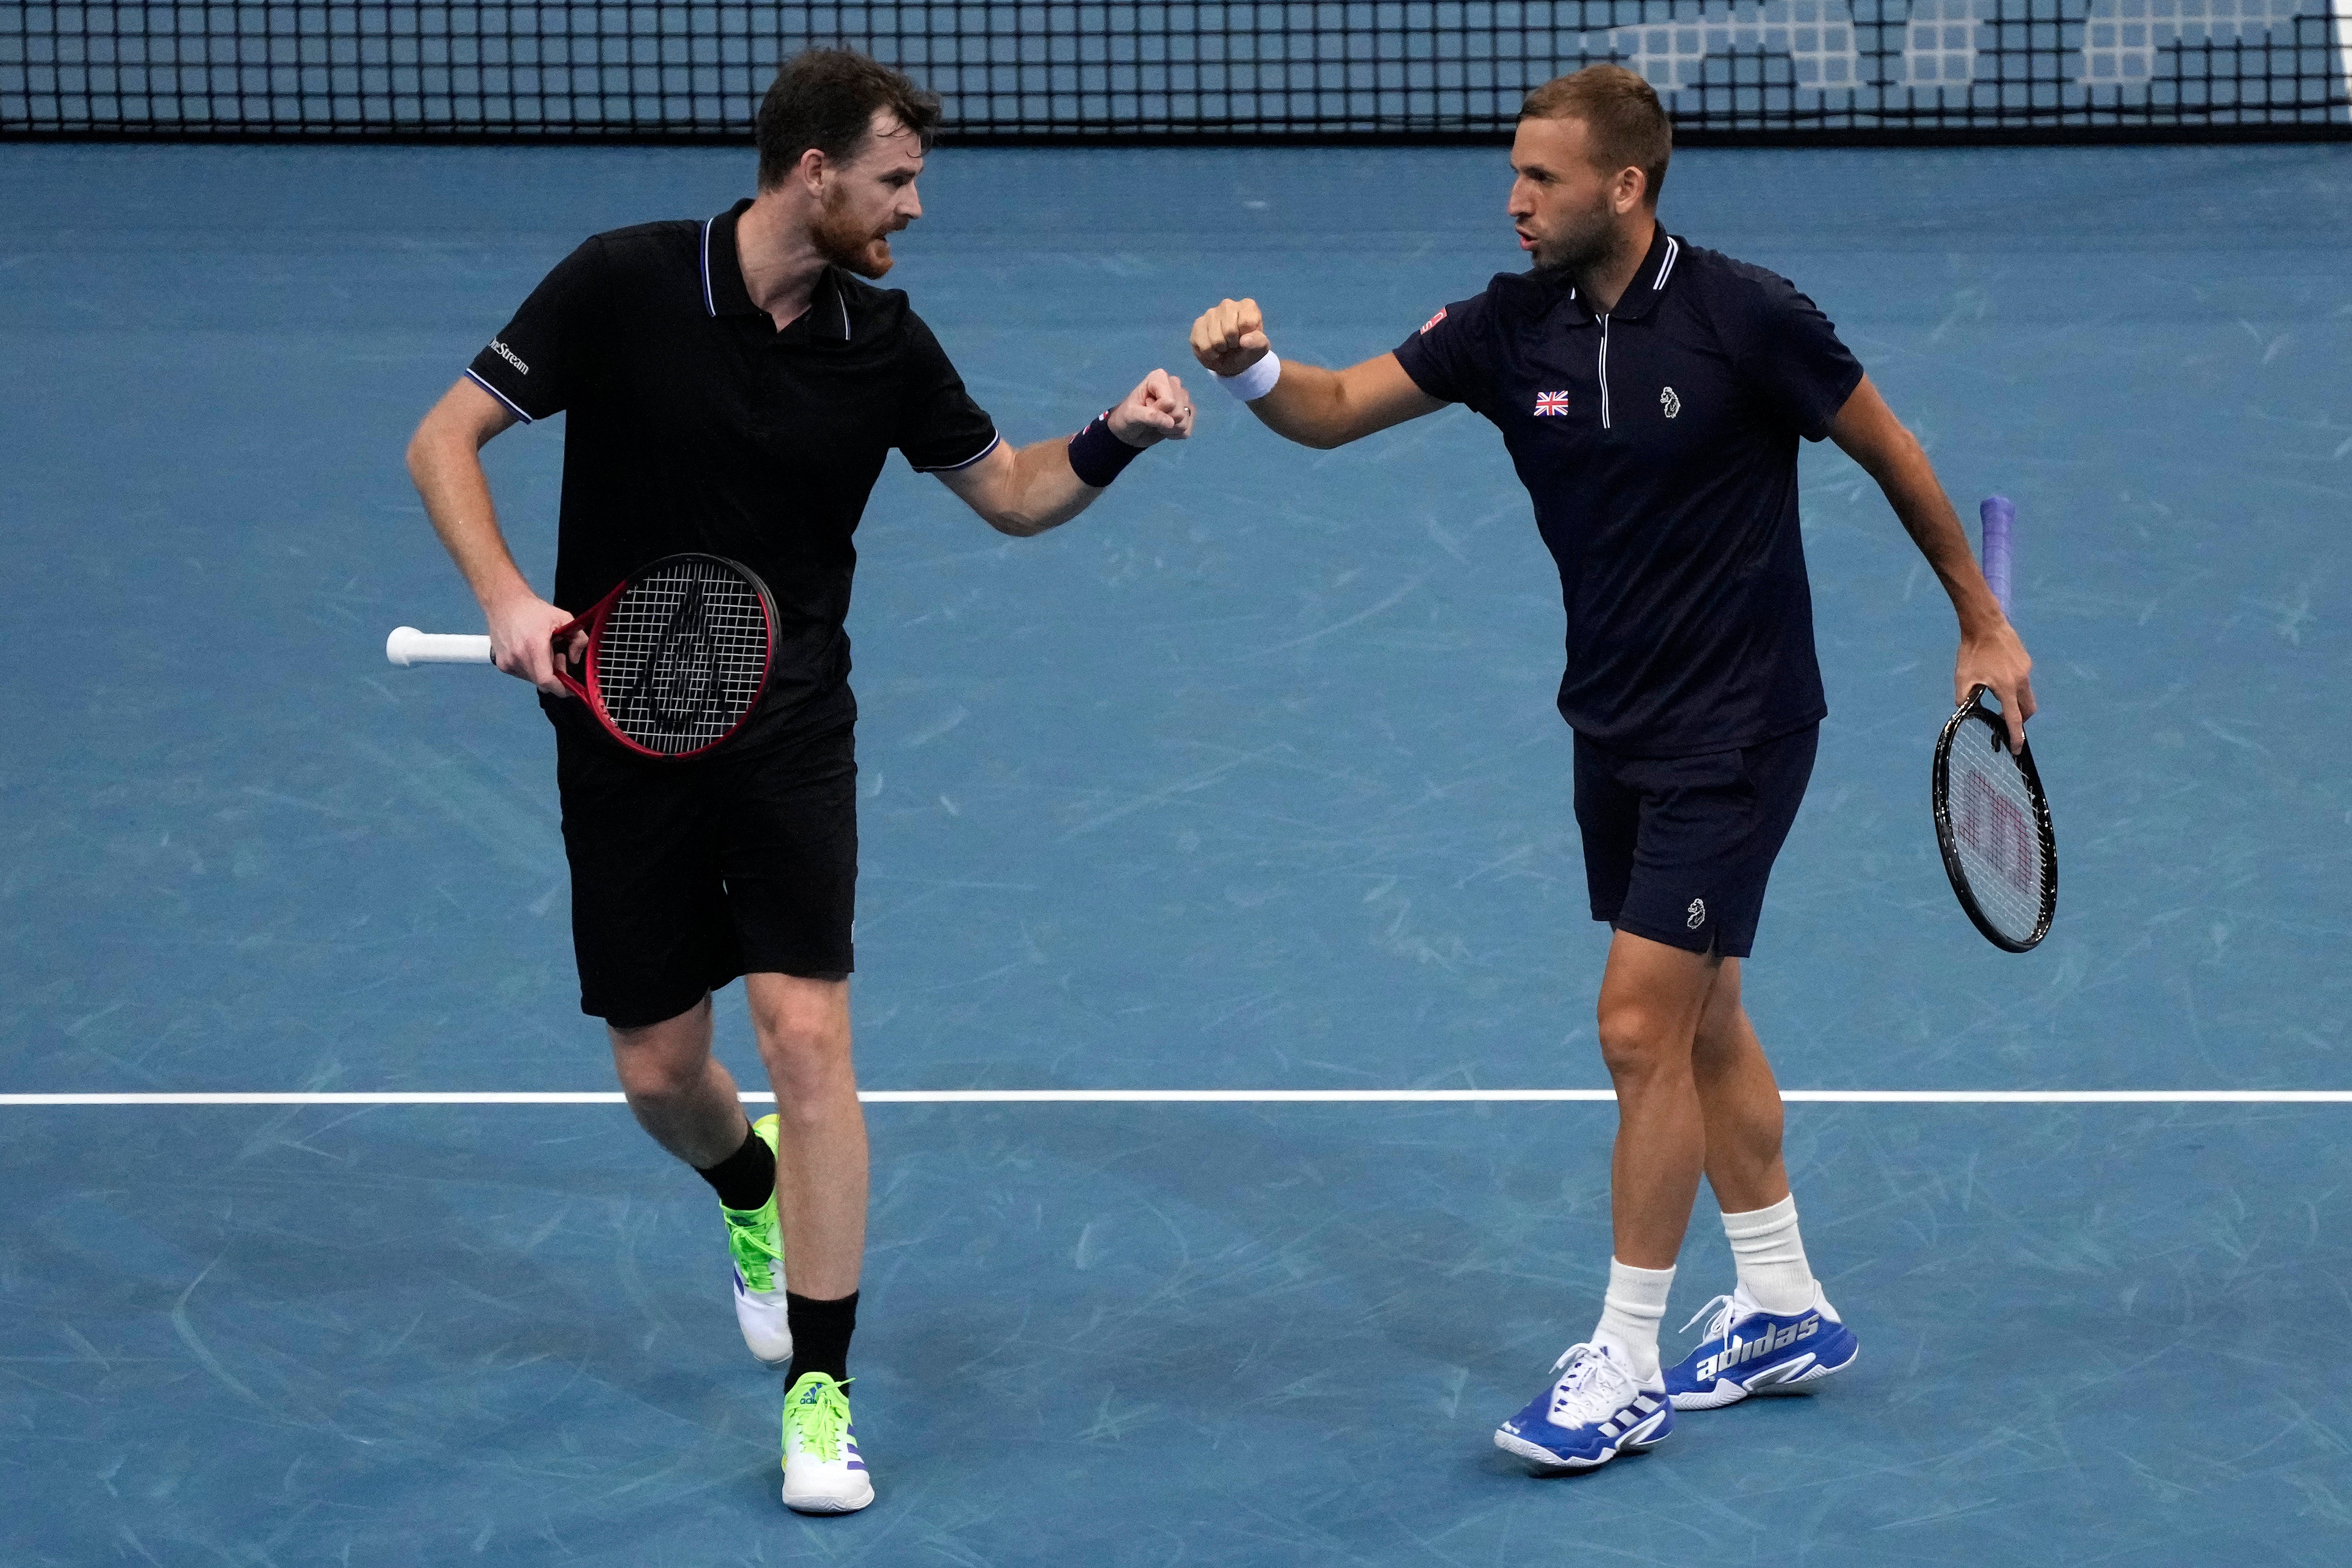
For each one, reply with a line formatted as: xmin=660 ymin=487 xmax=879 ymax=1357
xmin=1945 ymin=721 xmax=2049 ymax=945
xmin=594 ymin=562 xmax=770 ymax=754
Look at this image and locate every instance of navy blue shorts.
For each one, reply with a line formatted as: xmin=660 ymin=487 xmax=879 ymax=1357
xmin=1572 ymin=723 xmax=1817 ymax=959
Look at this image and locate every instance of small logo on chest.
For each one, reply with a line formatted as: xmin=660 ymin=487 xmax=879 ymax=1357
xmin=1533 ymin=391 xmax=1571 ymax=416
xmin=1660 ymin=386 xmax=1681 ymax=419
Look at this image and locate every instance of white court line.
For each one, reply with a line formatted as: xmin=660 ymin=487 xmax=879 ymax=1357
xmin=1 ymin=1089 xmax=2349 ymax=1107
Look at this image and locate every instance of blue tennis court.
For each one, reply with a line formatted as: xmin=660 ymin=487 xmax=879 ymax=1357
xmin=5 ymin=135 xmax=2351 ymax=1564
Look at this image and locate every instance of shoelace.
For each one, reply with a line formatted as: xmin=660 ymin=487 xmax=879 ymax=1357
xmin=1543 ymin=1343 xmax=1635 ymax=1428
xmin=1681 ymin=1293 xmax=1741 ymax=1349
xmin=725 ymin=1204 xmax=784 ymax=1281
xmin=786 ymin=1379 xmax=852 ymax=1463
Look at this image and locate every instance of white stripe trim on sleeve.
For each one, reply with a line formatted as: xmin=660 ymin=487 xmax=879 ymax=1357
xmin=465 ymin=368 xmax=534 ymax=424
xmin=700 ymin=217 xmax=717 ymax=317
xmin=912 ymin=430 xmax=1002 ymax=473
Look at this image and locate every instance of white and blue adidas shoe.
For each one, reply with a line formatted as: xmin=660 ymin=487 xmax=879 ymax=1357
xmin=1665 ymin=1283 xmax=1858 ymax=1411
xmin=1494 ymin=1341 xmax=1674 ymax=1472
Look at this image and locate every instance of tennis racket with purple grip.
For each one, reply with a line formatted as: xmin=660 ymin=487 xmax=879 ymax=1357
xmin=1930 ymin=498 xmax=2057 ymax=952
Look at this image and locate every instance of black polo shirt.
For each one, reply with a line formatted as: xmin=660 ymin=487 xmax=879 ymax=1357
xmin=465 ymin=198 xmax=1000 ymax=741
xmin=1393 ymin=227 xmax=1863 ymax=758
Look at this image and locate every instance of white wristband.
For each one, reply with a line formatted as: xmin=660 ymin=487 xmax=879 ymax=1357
xmin=1215 ymin=351 xmax=1281 ymax=403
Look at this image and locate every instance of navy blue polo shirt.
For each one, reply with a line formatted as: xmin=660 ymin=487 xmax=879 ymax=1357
xmin=465 ymin=198 xmax=1000 ymax=741
xmin=1393 ymin=227 xmax=1863 ymax=758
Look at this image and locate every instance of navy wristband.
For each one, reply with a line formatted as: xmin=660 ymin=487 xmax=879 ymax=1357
xmin=1067 ymin=412 xmax=1146 ymax=488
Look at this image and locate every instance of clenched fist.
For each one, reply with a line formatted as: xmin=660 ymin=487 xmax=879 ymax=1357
xmin=1190 ymin=298 xmax=1271 ymax=378
xmin=1106 ymin=366 xmax=1195 ymax=446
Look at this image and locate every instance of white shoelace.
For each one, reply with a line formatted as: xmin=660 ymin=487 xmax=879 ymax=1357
xmin=1680 ymin=1292 xmax=1743 ymax=1347
xmin=1544 ymin=1343 xmax=1638 ymax=1428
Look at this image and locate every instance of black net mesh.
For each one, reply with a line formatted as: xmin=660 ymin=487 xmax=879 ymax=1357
xmin=4 ymin=4 xmax=2346 ymax=141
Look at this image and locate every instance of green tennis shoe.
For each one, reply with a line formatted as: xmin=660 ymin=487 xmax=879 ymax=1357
xmin=781 ymin=1372 xmax=872 ymax=1514
xmin=725 ymin=1114 xmax=790 ymax=1367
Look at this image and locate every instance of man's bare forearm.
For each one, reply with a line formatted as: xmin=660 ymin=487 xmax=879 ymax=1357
xmin=1826 ymin=378 xmax=2003 ymax=635
xmin=1241 ymin=360 xmax=1363 ymax=449
xmin=937 ymin=368 xmax=1191 ymax=537
xmin=405 ymin=381 xmax=576 ymax=694
xmin=1189 ymin=300 xmax=1440 ymax=448
xmin=408 ymin=427 xmax=535 ymax=611
xmin=987 ymin=436 xmax=1100 ymax=537
xmin=1827 ymin=375 xmax=2035 ymax=735
xmin=406 ymin=381 xmax=534 ymax=612
xmin=1856 ymin=431 xmax=2004 ymax=637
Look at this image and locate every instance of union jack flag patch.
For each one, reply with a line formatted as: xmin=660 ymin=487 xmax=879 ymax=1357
xmin=1420 ymin=306 xmax=1447 ymax=334
xmin=1534 ymin=391 xmax=1571 ymax=416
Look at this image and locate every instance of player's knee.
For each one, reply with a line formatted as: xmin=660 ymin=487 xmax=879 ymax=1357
xmin=750 ymin=997 xmax=851 ymax=1089
xmin=605 ymin=995 xmax=713 ymax=1104
xmin=611 ymin=1042 xmax=701 ymax=1106
xmin=1596 ymin=1001 xmax=1676 ymax=1078
xmin=754 ymin=1019 xmax=835 ymax=1072
xmin=758 ymin=1031 xmax=855 ymax=1131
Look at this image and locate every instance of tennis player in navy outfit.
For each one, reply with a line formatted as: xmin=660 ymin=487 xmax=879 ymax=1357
xmin=1191 ymin=65 xmax=2036 ymax=1470
xmin=408 ymin=51 xmax=1190 ymax=1513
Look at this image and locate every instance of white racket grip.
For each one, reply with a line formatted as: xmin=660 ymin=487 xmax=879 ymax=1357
xmin=386 ymin=627 xmax=494 ymax=666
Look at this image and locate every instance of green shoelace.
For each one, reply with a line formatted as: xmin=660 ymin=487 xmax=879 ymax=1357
xmin=723 ymin=1198 xmax=783 ymax=1293
xmin=783 ymin=1375 xmax=852 ymax=1463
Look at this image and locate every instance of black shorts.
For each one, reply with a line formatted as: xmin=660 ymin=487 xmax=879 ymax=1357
xmin=552 ymin=699 xmax=857 ymax=1028
xmin=1572 ymin=723 xmax=1817 ymax=959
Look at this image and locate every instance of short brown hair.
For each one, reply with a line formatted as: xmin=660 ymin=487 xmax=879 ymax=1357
xmin=1520 ymin=65 xmax=1671 ymax=208
xmin=756 ymin=49 xmax=942 ymax=189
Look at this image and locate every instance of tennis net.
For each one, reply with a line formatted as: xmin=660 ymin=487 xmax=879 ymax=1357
xmin=5 ymin=4 xmax=2348 ymax=142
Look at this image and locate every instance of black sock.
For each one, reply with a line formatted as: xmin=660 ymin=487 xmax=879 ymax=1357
xmin=694 ymin=1122 xmax=776 ymax=1211
xmin=783 ymin=1291 xmax=858 ymax=1387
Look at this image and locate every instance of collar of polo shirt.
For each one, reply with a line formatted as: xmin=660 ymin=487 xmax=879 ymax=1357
xmin=1559 ymin=224 xmax=1684 ymax=324
xmin=700 ymin=198 xmax=853 ymax=343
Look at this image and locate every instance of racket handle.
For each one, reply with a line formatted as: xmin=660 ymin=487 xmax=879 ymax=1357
xmin=1979 ymin=496 xmax=2015 ymax=616
xmin=386 ymin=627 xmax=493 ymax=666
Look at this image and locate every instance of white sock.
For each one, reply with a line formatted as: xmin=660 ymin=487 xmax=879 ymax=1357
xmin=1591 ymin=1259 xmax=1675 ymax=1382
xmin=1722 ymin=1195 xmax=1815 ymax=1315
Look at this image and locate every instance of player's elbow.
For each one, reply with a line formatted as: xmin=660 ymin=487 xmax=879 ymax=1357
xmin=976 ymin=498 xmax=1053 ymax=538
xmin=1268 ymin=413 xmax=1353 ymax=451
xmin=1834 ymin=399 xmax=1926 ymax=483
xmin=1274 ymin=393 xmax=1370 ymax=451
xmin=404 ymin=420 xmax=442 ymax=487
xmin=1881 ymin=414 xmax=1927 ymax=465
xmin=406 ymin=403 xmax=475 ymax=485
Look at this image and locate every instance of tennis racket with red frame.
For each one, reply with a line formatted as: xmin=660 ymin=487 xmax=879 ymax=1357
xmin=1930 ymin=498 xmax=2057 ymax=952
xmin=387 ymin=552 xmax=777 ymax=760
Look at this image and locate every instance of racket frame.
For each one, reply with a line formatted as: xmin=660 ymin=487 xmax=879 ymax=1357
xmin=1930 ymin=686 xmax=2057 ymax=953
xmin=553 ymin=552 xmax=778 ymax=760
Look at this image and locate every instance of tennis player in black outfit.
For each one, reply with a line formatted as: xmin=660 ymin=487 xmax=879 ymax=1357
xmin=1191 ymin=65 xmax=2035 ymax=1471
xmin=407 ymin=50 xmax=1190 ymax=1513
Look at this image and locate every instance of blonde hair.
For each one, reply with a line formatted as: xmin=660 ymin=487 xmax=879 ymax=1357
xmin=1520 ymin=65 xmax=1672 ymax=208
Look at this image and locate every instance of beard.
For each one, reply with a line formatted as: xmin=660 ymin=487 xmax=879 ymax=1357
xmin=812 ymin=189 xmax=898 ymax=279
xmin=1529 ymin=192 xmax=1627 ymax=285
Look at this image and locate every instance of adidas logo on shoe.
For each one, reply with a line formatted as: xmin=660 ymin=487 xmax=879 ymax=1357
xmin=1694 ymin=1314 xmax=1818 ymax=1382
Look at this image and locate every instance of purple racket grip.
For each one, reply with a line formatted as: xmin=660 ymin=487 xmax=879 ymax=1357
xmin=1979 ymin=495 xmax=2014 ymax=616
